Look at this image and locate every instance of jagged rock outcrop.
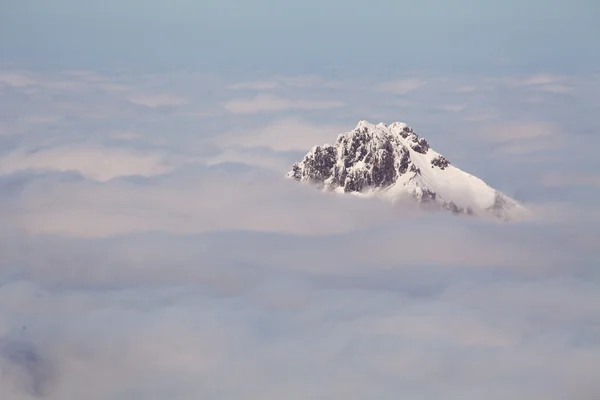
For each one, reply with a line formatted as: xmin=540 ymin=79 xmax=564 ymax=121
xmin=287 ymin=120 xmax=525 ymax=220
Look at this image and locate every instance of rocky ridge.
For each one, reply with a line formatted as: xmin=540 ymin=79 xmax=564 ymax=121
xmin=287 ymin=120 xmax=525 ymax=220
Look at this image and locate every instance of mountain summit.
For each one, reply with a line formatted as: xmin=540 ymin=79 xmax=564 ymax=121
xmin=287 ymin=120 xmax=525 ymax=220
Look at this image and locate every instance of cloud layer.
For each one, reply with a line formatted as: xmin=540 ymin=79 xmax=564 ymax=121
xmin=0 ymin=68 xmax=599 ymax=400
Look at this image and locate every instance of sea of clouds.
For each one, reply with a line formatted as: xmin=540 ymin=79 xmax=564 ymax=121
xmin=0 ymin=69 xmax=599 ymax=399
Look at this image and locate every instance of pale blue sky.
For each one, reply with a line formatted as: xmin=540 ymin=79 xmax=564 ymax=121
xmin=2 ymin=0 xmax=598 ymax=73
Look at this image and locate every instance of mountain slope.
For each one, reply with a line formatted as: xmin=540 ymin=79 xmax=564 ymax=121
xmin=287 ymin=120 xmax=526 ymax=220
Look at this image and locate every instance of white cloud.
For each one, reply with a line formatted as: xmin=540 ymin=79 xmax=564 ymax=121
xmin=480 ymin=122 xmax=556 ymax=142
xmin=369 ymin=313 xmax=517 ymax=348
xmin=439 ymin=104 xmax=466 ymax=112
xmin=536 ymin=84 xmax=574 ymax=94
xmin=1 ymin=68 xmax=600 ymax=400
xmin=277 ymin=75 xmax=341 ymax=88
xmin=463 ymin=112 xmax=498 ymax=122
xmin=62 ymin=70 xmax=110 ymax=82
xmin=543 ymin=173 xmax=600 ymax=188
xmin=0 ymin=72 xmax=37 ymax=87
xmin=110 ymin=131 xmax=144 ymax=141
xmin=456 ymin=85 xmax=478 ymax=93
xmin=225 ymin=94 xmax=343 ymax=114
xmin=204 ymin=147 xmax=291 ymax=172
xmin=16 ymin=114 xmax=63 ymax=125
xmin=377 ymin=78 xmax=427 ymax=94
xmin=5 ymin=169 xmax=411 ymax=238
xmin=473 ymin=122 xmax=562 ymax=154
xmin=0 ymin=146 xmax=184 ymax=181
xmin=229 ymin=80 xmax=280 ymax=90
xmin=0 ymin=71 xmax=88 ymax=91
xmin=495 ymin=140 xmax=563 ymax=155
xmin=229 ymin=75 xmax=340 ymax=91
xmin=128 ymin=93 xmax=189 ymax=108
xmin=216 ymin=118 xmax=347 ymax=152
xmin=502 ymin=74 xmax=575 ymax=93
xmin=508 ymin=73 xmax=569 ymax=86
xmin=99 ymin=83 xmax=132 ymax=92
xmin=0 ymin=218 xmax=598 ymax=399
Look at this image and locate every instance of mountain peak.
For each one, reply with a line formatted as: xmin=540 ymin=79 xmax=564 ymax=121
xmin=287 ymin=120 xmax=526 ymax=220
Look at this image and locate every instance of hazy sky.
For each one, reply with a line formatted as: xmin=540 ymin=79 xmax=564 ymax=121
xmin=2 ymin=0 xmax=599 ymax=73
xmin=1 ymin=1 xmax=600 ymax=399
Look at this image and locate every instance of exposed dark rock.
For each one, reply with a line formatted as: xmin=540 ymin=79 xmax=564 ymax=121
xmin=417 ymin=188 xmax=437 ymax=202
xmin=295 ymin=145 xmax=337 ymax=186
xmin=399 ymin=126 xmax=412 ymax=138
xmin=431 ymin=155 xmax=450 ymax=170
xmin=371 ymin=144 xmax=398 ymax=187
xmin=288 ymin=125 xmax=417 ymax=194
xmin=397 ymin=147 xmax=410 ymax=175
xmin=410 ymin=137 xmax=430 ymax=154
xmin=288 ymin=123 xmax=434 ymax=196
xmin=286 ymin=120 xmax=521 ymax=220
xmin=289 ymin=163 xmax=302 ymax=180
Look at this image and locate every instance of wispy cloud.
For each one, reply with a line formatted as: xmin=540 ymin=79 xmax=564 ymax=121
xmin=0 ymin=71 xmax=85 ymax=91
xmin=463 ymin=112 xmax=498 ymax=122
xmin=502 ymin=74 xmax=574 ymax=93
xmin=470 ymin=122 xmax=565 ymax=154
xmin=225 ymin=94 xmax=344 ymax=114
xmin=479 ymin=122 xmax=557 ymax=142
xmin=0 ymin=146 xmax=184 ymax=181
xmin=128 ymin=93 xmax=190 ymax=108
xmin=377 ymin=78 xmax=427 ymax=94
xmin=0 ymin=72 xmax=37 ymax=87
xmin=543 ymin=173 xmax=600 ymax=188
xmin=215 ymin=118 xmax=347 ymax=152
xmin=0 ymin=68 xmax=599 ymax=400
xmin=508 ymin=73 xmax=569 ymax=86
xmin=99 ymin=83 xmax=132 ymax=92
xmin=456 ymin=85 xmax=478 ymax=93
xmin=229 ymin=80 xmax=280 ymax=90
xmin=229 ymin=75 xmax=340 ymax=91
xmin=438 ymin=104 xmax=466 ymax=112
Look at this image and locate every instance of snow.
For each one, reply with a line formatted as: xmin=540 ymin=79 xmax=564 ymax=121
xmin=288 ymin=120 xmax=527 ymax=220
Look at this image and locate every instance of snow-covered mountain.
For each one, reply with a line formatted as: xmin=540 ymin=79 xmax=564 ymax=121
xmin=287 ymin=120 xmax=526 ymax=220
